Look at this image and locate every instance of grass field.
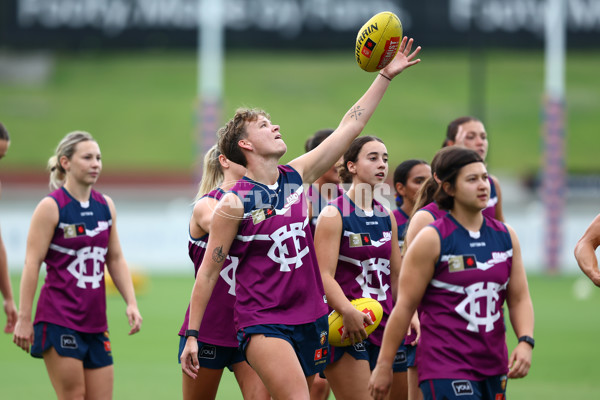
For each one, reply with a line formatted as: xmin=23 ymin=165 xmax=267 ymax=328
xmin=0 ymin=273 xmax=598 ymax=399
xmin=1 ymin=49 xmax=600 ymax=177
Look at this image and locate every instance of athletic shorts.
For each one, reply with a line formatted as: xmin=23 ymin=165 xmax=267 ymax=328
xmin=177 ymin=336 xmax=244 ymax=372
xmin=328 ymin=339 xmax=379 ymax=370
xmin=392 ymin=342 xmax=408 ymax=373
xmin=237 ymin=314 xmax=329 ymax=377
xmin=420 ymin=375 xmax=508 ymax=400
xmin=406 ymin=343 xmax=417 ymax=367
xmin=31 ymin=322 xmax=113 ymax=369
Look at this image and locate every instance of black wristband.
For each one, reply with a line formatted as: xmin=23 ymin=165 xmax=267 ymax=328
xmin=185 ymin=329 xmax=199 ymax=339
xmin=379 ymin=72 xmax=392 ymax=81
xmin=518 ymin=335 xmax=535 ymax=349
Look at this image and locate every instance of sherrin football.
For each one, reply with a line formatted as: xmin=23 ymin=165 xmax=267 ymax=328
xmin=328 ymin=297 xmax=383 ymax=347
xmin=355 ymin=11 xmax=403 ymax=72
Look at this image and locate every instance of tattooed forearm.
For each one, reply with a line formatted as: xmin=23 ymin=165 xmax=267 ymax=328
xmin=212 ymin=245 xmax=226 ymax=263
xmin=348 ymin=105 xmax=365 ymax=120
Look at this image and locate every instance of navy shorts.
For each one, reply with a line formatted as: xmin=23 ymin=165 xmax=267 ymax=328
xmin=177 ymin=336 xmax=244 ymax=372
xmin=237 ymin=314 xmax=329 ymax=377
xmin=328 ymin=339 xmax=379 ymax=370
xmin=420 ymin=375 xmax=508 ymax=400
xmin=393 ymin=342 xmax=408 ymax=373
xmin=406 ymin=343 xmax=417 ymax=367
xmin=31 ymin=322 xmax=113 ymax=369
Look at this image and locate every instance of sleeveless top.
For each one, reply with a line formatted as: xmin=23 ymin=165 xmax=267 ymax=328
xmin=178 ymin=188 xmax=239 ymax=347
xmin=330 ymin=194 xmax=394 ymax=346
xmin=392 ymin=207 xmax=409 ymax=248
xmin=482 ymin=176 xmax=499 ymax=219
xmin=420 ymin=201 xmax=447 ymax=220
xmin=417 ymin=214 xmax=512 ymax=381
xmin=307 ymin=183 xmax=345 ymax=236
xmin=228 ymin=165 xmax=328 ymax=329
xmin=34 ymin=187 xmax=112 ymax=333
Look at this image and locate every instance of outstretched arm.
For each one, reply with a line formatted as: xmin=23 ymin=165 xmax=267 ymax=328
xmin=290 ymin=37 xmax=421 ymax=184
xmin=574 ymin=213 xmax=600 ymax=286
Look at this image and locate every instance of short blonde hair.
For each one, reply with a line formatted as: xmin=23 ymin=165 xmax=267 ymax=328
xmin=217 ymin=108 xmax=270 ymax=167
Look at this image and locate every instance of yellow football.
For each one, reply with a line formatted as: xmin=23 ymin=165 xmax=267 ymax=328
xmin=328 ymin=297 xmax=383 ymax=347
xmin=355 ymin=11 xmax=403 ymax=72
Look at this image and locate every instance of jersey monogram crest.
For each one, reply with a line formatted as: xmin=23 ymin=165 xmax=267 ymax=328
xmin=66 ymin=246 xmax=108 ymax=289
xmin=456 ymin=281 xmax=507 ymax=332
xmin=355 ymin=257 xmax=391 ymax=300
xmin=267 ymin=222 xmax=310 ymax=272
xmin=219 ymin=256 xmax=239 ymax=295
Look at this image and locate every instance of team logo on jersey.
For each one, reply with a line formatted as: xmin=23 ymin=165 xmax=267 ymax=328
xmin=268 ymin=222 xmax=310 ymax=272
xmin=495 ymin=395 xmax=505 ymax=400
xmin=60 ymin=334 xmax=78 ymax=349
xmin=356 ymin=257 xmax=390 ymax=300
xmin=349 ymin=233 xmax=372 ymax=247
xmin=66 ymin=246 xmax=107 ymax=289
xmin=456 ymin=281 xmax=506 ymax=332
xmin=452 ymin=380 xmax=474 ymax=395
xmin=500 ymin=375 xmax=507 ymax=391
xmin=219 ymin=256 xmax=239 ymax=296
xmin=64 ymin=223 xmax=86 ymax=238
xmin=448 ymin=254 xmax=477 ymax=272
xmin=251 ymin=207 xmax=276 ymax=225
xmin=104 ymin=339 xmax=112 ymax=353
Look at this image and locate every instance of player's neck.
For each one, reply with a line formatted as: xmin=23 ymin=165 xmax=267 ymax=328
xmin=449 ymin=205 xmax=483 ymax=232
xmin=246 ymin=158 xmax=280 ymax=186
xmin=63 ymin=181 xmax=93 ymax=203
xmin=347 ymin=185 xmax=374 ymax=212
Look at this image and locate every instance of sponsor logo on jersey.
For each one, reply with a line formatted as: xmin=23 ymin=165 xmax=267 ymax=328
xmin=495 ymin=394 xmax=505 ymax=400
xmin=61 ymin=334 xmax=78 ymax=349
xmin=349 ymin=233 xmax=371 ymax=247
xmin=104 ymin=340 xmax=112 ymax=352
xmin=199 ymin=344 xmax=217 ymax=359
xmin=448 ymin=254 xmax=477 ymax=272
xmin=64 ymin=223 xmax=86 ymax=238
xmin=452 ymin=380 xmax=474 ymax=396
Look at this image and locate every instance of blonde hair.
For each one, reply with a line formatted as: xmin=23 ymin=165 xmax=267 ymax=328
xmin=47 ymin=131 xmax=95 ymax=190
xmin=194 ymin=144 xmax=224 ymax=202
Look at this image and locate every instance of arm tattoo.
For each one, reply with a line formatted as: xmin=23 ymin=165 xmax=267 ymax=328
xmin=212 ymin=245 xmax=227 ymax=263
xmin=349 ymin=105 xmax=365 ymax=120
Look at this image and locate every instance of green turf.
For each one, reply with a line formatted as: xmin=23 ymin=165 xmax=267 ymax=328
xmin=1 ymin=49 xmax=599 ymax=177
xmin=0 ymin=273 xmax=598 ymax=399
